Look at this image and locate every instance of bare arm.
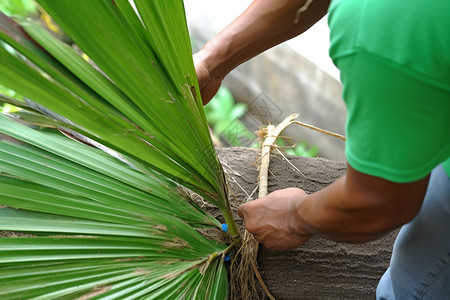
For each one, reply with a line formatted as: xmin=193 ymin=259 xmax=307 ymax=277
xmin=297 ymin=165 xmax=429 ymax=242
xmin=195 ymin=0 xmax=331 ymax=103
xmin=238 ymin=165 xmax=429 ymax=250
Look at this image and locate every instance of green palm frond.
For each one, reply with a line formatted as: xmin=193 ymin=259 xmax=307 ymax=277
xmin=0 ymin=115 xmax=218 ymax=228
xmin=0 ymin=1 xmax=238 ymax=298
xmin=0 ymin=114 xmax=230 ymax=298
xmin=0 ymin=0 xmax=227 ymax=208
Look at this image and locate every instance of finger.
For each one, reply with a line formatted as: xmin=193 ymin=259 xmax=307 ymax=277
xmin=200 ymin=78 xmax=221 ymax=105
xmin=237 ymin=203 xmax=246 ymax=219
xmin=195 ymin=66 xmax=209 ymax=89
xmin=193 ymin=54 xmax=210 ymax=88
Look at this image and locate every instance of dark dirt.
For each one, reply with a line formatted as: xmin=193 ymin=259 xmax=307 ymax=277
xmin=216 ymin=147 xmax=397 ymax=300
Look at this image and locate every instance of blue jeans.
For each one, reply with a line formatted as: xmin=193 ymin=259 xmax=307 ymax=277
xmin=377 ymin=165 xmax=450 ymax=299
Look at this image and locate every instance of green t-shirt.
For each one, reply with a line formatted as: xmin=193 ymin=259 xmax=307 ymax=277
xmin=328 ymin=0 xmax=450 ymax=183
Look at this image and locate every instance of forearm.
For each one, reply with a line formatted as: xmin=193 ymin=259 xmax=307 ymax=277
xmin=295 ymin=166 xmax=429 ymax=243
xmin=296 ymin=177 xmax=390 ymax=243
xmin=199 ymin=0 xmax=331 ymax=79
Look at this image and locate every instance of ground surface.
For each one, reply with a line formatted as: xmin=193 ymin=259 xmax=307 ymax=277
xmin=216 ymin=147 xmax=397 ymax=300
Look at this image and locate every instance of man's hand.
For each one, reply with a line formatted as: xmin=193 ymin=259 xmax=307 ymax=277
xmin=237 ymin=188 xmax=313 ymax=250
xmin=192 ymin=0 xmax=331 ymax=105
xmin=193 ymin=51 xmax=223 ymax=105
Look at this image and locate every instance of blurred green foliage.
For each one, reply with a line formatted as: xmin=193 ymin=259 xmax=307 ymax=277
xmin=0 ymin=0 xmax=37 ymax=16
xmin=282 ymin=140 xmax=319 ymax=157
xmin=205 ymin=87 xmax=258 ymax=148
xmin=205 ymin=87 xmax=319 ymax=157
xmin=0 ymin=85 xmax=23 ymax=113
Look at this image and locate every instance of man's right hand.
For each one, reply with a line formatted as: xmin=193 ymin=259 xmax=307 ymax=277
xmin=194 ymin=51 xmax=223 ymax=105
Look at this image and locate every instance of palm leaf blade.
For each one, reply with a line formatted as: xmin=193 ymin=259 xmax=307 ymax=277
xmin=0 ymin=1 xmax=233 ymax=298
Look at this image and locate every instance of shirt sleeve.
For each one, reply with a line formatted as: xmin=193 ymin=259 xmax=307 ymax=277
xmin=336 ymin=51 xmax=450 ymax=183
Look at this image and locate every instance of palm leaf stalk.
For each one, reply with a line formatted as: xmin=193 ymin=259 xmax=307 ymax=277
xmin=0 ymin=0 xmax=241 ymax=298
